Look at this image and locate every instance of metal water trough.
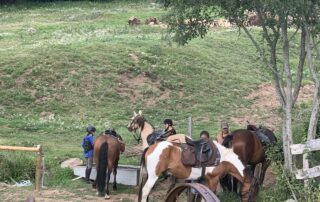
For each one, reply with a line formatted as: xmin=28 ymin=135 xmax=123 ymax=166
xmin=73 ymin=164 xmax=140 ymax=186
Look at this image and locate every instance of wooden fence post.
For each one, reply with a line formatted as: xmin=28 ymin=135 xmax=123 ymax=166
xmin=35 ymin=145 xmax=43 ymax=191
xmin=188 ymin=117 xmax=192 ymax=138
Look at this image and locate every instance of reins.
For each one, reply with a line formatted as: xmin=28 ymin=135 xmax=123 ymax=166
xmin=133 ymin=132 xmax=141 ymax=143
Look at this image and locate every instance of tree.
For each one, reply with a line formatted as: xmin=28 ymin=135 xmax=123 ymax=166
xmin=162 ymin=0 xmax=313 ymax=171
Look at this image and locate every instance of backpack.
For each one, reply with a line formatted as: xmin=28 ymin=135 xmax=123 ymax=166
xmin=83 ymin=138 xmax=93 ymax=152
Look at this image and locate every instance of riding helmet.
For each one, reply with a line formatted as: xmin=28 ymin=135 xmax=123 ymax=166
xmin=87 ymin=125 xmax=96 ymax=133
xmin=221 ymin=122 xmax=229 ymax=129
xmin=163 ymin=119 xmax=173 ymax=126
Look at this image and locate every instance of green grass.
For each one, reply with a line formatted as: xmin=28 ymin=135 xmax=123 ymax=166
xmin=0 ymin=1 xmax=294 ymax=199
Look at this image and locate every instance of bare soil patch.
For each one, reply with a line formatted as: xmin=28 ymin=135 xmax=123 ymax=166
xmin=116 ymin=72 xmax=170 ymax=107
xmin=231 ymin=83 xmax=314 ymax=129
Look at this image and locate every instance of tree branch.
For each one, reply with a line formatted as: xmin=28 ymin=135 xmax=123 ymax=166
xmin=293 ymin=26 xmax=307 ymax=104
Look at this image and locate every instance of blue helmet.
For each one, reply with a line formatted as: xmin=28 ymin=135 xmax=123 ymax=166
xmin=87 ymin=125 xmax=96 ymax=133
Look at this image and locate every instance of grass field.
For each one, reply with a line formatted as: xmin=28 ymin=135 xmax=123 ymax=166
xmin=0 ymin=1 xmax=295 ymax=200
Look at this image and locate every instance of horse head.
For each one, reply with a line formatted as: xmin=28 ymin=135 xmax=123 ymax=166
xmin=127 ymin=110 xmax=145 ymax=133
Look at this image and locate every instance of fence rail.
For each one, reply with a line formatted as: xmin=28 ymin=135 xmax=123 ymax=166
xmin=290 ymin=139 xmax=320 ymax=180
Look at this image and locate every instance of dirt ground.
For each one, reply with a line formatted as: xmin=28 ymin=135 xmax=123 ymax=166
xmin=0 ymin=182 xmax=137 ymax=202
xmin=0 ymin=165 xmax=276 ymax=202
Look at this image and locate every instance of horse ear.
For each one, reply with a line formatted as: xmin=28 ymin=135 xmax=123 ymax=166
xmin=133 ymin=111 xmax=137 ymax=116
xmin=138 ymin=110 xmax=142 ymax=115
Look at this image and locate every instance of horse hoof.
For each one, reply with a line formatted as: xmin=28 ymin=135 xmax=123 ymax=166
xmin=105 ymin=194 xmax=110 ymax=199
xmin=113 ymin=186 xmax=117 ymax=191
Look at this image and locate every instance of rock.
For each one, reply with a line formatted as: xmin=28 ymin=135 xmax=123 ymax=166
xmin=61 ymin=158 xmax=83 ymax=169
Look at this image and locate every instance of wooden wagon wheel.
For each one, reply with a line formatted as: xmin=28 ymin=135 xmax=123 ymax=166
xmin=165 ymin=183 xmax=220 ymax=202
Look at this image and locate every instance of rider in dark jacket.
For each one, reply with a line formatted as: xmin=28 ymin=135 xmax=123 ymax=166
xmin=162 ymin=118 xmax=176 ymax=138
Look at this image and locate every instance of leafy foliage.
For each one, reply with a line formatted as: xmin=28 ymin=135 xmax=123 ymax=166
xmin=0 ymin=153 xmax=36 ymax=182
xmin=264 ymin=143 xmax=320 ymax=201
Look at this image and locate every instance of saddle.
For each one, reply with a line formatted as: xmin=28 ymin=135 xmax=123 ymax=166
xmin=181 ymin=138 xmax=220 ymax=168
xmin=255 ymin=129 xmax=271 ymax=145
xmin=147 ymin=130 xmax=165 ymax=145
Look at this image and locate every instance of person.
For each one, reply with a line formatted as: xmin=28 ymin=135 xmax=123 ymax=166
xmin=216 ymin=122 xmax=230 ymax=145
xmin=163 ymin=118 xmax=176 ymax=137
xmin=200 ymin=130 xmax=210 ymax=140
xmin=81 ymin=125 xmax=96 ymax=183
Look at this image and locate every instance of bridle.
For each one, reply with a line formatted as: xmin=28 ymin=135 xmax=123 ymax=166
xmin=128 ymin=115 xmax=145 ymax=143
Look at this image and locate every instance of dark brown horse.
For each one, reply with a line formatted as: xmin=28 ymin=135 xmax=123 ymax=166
xmin=93 ymin=133 xmax=125 ymax=199
xmin=221 ymin=124 xmax=277 ymax=196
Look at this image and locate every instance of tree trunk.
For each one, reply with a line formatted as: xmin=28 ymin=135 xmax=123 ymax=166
xmin=281 ymin=18 xmax=294 ymax=172
xmin=283 ymin=107 xmax=294 ymax=172
xmin=306 ymin=28 xmax=320 ymax=140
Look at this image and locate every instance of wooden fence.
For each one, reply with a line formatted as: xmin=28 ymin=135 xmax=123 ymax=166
xmin=290 ymin=138 xmax=320 ymax=179
xmin=0 ymin=145 xmax=43 ymax=191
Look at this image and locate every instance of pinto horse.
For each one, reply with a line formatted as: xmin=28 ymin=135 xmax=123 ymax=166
xmin=93 ymin=133 xmax=125 ymax=199
xmin=127 ymin=111 xmax=254 ymax=202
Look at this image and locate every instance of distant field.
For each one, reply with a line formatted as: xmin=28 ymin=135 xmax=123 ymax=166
xmin=0 ymin=1 xmax=273 ymax=164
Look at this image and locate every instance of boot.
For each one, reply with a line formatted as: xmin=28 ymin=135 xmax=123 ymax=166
xmin=85 ymin=168 xmax=92 ymax=184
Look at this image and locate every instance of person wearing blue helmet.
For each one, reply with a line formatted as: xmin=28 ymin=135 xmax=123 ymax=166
xmin=81 ymin=125 xmax=96 ymax=183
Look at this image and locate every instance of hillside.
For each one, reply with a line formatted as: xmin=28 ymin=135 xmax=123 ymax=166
xmin=0 ymin=1 xmax=273 ymax=164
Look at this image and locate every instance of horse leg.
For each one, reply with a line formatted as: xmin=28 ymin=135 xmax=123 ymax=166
xmin=141 ymin=174 xmax=158 ymax=202
xmin=105 ymin=169 xmax=112 ymax=200
xmin=113 ymin=166 xmax=118 ymax=191
xmin=260 ymin=159 xmax=270 ymax=184
xmin=167 ymin=175 xmax=176 ymax=193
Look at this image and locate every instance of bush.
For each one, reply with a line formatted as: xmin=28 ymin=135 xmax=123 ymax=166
xmin=0 ymin=152 xmax=36 ymax=182
xmin=262 ymin=143 xmax=320 ymax=201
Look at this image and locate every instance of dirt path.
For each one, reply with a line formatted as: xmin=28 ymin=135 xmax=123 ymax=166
xmin=0 ymin=183 xmax=137 ymax=202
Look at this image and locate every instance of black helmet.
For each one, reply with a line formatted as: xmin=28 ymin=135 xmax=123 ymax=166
xmin=163 ymin=119 xmax=173 ymax=126
xmin=87 ymin=125 xmax=96 ymax=133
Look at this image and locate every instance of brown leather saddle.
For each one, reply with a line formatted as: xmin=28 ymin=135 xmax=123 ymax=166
xmin=181 ymin=138 xmax=220 ymax=168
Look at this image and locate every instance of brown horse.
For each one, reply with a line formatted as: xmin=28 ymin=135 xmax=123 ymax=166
xmin=221 ymin=124 xmax=277 ymax=195
xmin=93 ymin=133 xmax=125 ymax=199
xmin=127 ymin=111 xmax=254 ymax=202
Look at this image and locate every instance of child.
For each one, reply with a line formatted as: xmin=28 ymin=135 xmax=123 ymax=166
xmin=81 ymin=125 xmax=96 ymax=183
xmin=200 ymin=130 xmax=210 ymax=140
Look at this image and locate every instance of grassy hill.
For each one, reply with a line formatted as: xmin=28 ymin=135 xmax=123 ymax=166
xmin=0 ymin=0 xmax=274 ymax=187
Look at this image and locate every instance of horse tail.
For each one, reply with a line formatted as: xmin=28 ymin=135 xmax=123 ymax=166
xmin=138 ymin=147 xmax=149 ymax=202
xmin=97 ymin=142 xmax=108 ymax=195
xmin=140 ymin=147 xmax=148 ymax=167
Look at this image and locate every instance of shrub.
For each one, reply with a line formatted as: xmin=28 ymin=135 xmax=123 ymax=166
xmin=263 ymin=143 xmax=320 ymax=201
xmin=0 ymin=152 xmax=36 ymax=182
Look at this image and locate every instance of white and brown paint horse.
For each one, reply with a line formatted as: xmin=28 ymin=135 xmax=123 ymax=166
xmin=127 ymin=111 xmax=254 ymax=202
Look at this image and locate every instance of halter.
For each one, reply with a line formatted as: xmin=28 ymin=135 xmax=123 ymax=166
xmin=128 ymin=115 xmax=146 ymax=143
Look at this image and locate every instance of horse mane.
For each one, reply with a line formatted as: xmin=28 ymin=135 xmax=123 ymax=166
xmin=135 ymin=115 xmax=155 ymax=131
